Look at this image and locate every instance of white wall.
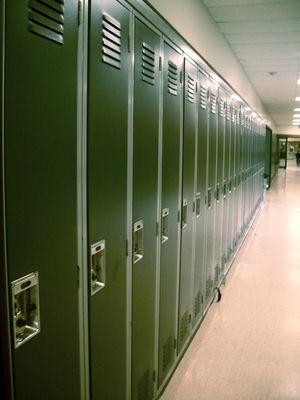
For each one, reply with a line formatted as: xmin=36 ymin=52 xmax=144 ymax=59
xmin=146 ymin=0 xmax=275 ymax=130
xmin=276 ymin=125 xmax=300 ymax=137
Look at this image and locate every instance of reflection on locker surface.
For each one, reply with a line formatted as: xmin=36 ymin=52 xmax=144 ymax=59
xmin=0 ymin=0 xmax=266 ymax=399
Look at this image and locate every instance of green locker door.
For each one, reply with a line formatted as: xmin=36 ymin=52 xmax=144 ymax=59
xmin=132 ymin=18 xmax=160 ymax=400
xmin=227 ymin=104 xmax=235 ymax=260
xmin=4 ymin=1 xmax=80 ymax=399
xmin=178 ymin=58 xmax=197 ymax=352
xmin=213 ymin=90 xmax=225 ymax=285
xmin=158 ymin=42 xmax=183 ymax=386
xmin=221 ymin=97 xmax=231 ymax=271
xmin=204 ymin=81 xmax=218 ymax=306
xmin=233 ymin=107 xmax=240 ymax=249
xmin=192 ymin=71 xmax=209 ymax=326
xmin=87 ymin=1 xmax=129 ymax=398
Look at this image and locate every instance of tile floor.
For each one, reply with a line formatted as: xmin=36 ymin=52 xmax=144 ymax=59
xmin=161 ymin=163 xmax=300 ymax=400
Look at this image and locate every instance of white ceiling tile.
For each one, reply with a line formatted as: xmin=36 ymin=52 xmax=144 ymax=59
xmin=218 ymin=19 xmax=300 ymax=34
xmin=208 ymin=2 xmax=300 ymax=22
xmin=236 ymin=51 xmax=300 ymax=60
xmin=240 ymin=58 xmax=299 ymax=67
xmin=231 ymin=42 xmax=300 ymax=52
xmin=203 ymin=0 xmax=290 ymax=6
xmin=225 ymin=32 xmax=300 ymax=44
xmin=202 ymin=0 xmax=300 ymax=128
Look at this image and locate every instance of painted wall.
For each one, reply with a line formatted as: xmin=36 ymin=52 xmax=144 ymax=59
xmin=146 ymin=0 xmax=275 ymax=129
xmin=276 ymin=125 xmax=300 ymax=137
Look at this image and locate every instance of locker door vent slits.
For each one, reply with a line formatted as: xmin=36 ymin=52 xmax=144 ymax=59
xmin=168 ymin=61 xmax=178 ymax=96
xmin=187 ymin=74 xmax=196 ymax=103
xmin=142 ymin=42 xmax=155 ymax=85
xmin=210 ymin=92 xmax=217 ymax=114
xmin=162 ymin=336 xmax=173 ymax=372
xmin=28 ymin=0 xmax=65 ymax=45
xmin=226 ymin=104 xmax=231 ymax=120
xmin=218 ymin=98 xmax=225 ymax=118
xmin=200 ymin=85 xmax=207 ymax=109
xmin=137 ymin=369 xmax=150 ymax=400
xmin=194 ymin=291 xmax=201 ymax=317
xmin=102 ymin=13 xmax=121 ymax=69
xmin=179 ymin=311 xmax=189 ymax=341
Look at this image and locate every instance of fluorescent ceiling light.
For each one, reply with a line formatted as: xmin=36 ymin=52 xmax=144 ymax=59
xmin=293 ymin=114 xmax=300 ymax=118
xmin=298 ymin=79 xmax=300 ymax=85
xmin=294 ymin=108 xmax=300 ymax=111
xmin=296 ymin=97 xmax=300 ymax=101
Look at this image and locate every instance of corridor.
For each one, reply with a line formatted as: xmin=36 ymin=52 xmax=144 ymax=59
xmin=161 ymin=166 xmax=300 ymax=400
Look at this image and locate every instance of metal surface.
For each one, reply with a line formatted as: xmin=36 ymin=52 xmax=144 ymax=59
xmin=131 ymin=16 xmax=160 ymax=400
xmin=158 ymin=41 xmax=183 ymax=387
xmin=87 ymin=0 xmax=130 ymax=399
xmin=4 ymin=1 xmax=80 ymax=398
xmin=177 ymin=57 xmax=197 ymax=352
xmin=204 ymin=80 xmax=218 ymax=307
xmin=11 ymin=272 xmax=40 ymax=349
xmin=192 ymin=70 xmax=209 ymax=326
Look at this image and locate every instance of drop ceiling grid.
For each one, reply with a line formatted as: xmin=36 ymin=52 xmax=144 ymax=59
xmin=202 ymin=0 xmax=300 ymax=127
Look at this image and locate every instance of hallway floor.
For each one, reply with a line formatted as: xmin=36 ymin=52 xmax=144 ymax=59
xmin=161 ymin=165 xmax=300 ymax=400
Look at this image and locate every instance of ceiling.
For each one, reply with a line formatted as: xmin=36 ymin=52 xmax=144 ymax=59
xmin=202 ymin=0 xmax=300 ymax=132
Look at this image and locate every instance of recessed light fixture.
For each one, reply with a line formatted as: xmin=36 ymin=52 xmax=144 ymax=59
xmin=296 ymin=97 xmax=300 ymax=101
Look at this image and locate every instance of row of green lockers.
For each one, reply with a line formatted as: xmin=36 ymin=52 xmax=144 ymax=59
xmin=2 ymin=0 xmax=265 ymax=399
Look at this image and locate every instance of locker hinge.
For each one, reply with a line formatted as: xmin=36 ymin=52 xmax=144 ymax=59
xmin=193 ymin=201 xmax=195 ymax=212
xmin=178 ymin=209 xmax=181 ymax=222
xmin=156 ymin=222 xmax=160 ymax=236
xmin=77 ymin=0 xmax=82 ymax=26
xmin=201 ymin=294 xmax=204 ymax=304
xmin=153 ymin=370 xmax=156 ymax=383
xmin=180 ymin=71 xmax=183 ymax=84
xmin=159 ymin=56 xmax=162 ymax=71
xmin=174 ymin=338 xmax=177 ymax=349
xmin=195 ymin=82 xmax=198 ymax=92
xmin=189 ymin=314 xmax=192 ymax=323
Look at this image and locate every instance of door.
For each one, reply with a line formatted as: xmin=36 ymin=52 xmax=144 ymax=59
xmin=213 ymin=89 xmax=225 ymax=285
xmin=4 ymin=1 xmax=80 ymax=398
xmin=192 ymin=70 xmax=209 ymax=326
xmin=204 ymin=80 xmax=218 ymax=306
xmin=131 ymin=18 xmax=160 ymax=400
xmin=158 ymin=41 xmax=183 ymax=386
xmin=177 ymin=58 xmax=197 ymax=352
xmin=87 ymin=1 xmax=130 ymax=398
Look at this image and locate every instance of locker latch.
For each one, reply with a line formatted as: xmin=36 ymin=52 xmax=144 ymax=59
xmin=216 ymin=183 xmax=221 ymax=203
xmin=90 ymin=240 xmax=106 ymax=295
xmin=161 ymin=208 xmax=169 ymax=244
xmin=207 ymin=188 xmax=212 ymax=209
xmin=182 ymin=200 xmax=188 ymax=229
xmin=133 ymin=221 xmax=143 ymax=264
xmin=196 ymin=192 xmax=201 ymax=218
xmin=11 ymin=272 xmax=41 ymax=349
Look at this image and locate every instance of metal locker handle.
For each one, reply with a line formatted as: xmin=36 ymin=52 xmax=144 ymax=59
xmin=196 ymin=193 xmax=201 ymax=218
xmin=133 ymin=221 xmax=143 ymax=264
xmin=216 ymin=183 xmax=220 ymax=203
xmin=182 ymin=199 xmax=188 ymax=229
xmin=228 ymin=177 xmax=232 ymax=193
xmin=11 ymin=272 xmax=41 ymax=349
xmin=223 ymin=180 xmax=227 ymax=198
xmin=207 ymin=188 xmax=212 ymax=209
xmin=90 ymin=240 xmax=106 ymax=295
xmin=161 ymin=208 xmax=169 ymax=244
